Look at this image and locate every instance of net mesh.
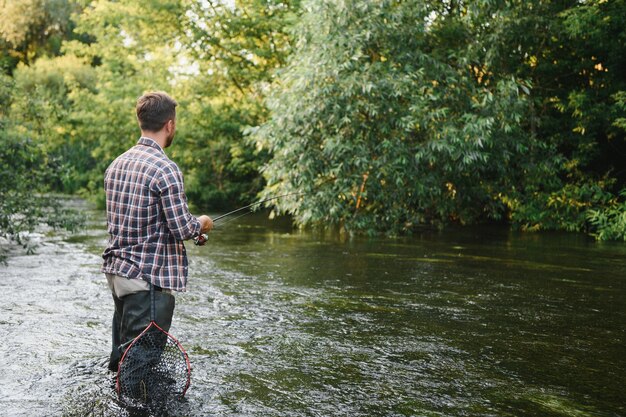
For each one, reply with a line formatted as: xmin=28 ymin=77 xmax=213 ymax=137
xmin=117 ymin=322 xmax=190 ymax=409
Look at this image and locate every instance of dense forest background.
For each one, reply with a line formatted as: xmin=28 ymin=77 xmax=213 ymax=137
xmin=1 ymin=0 xmax=625 ymax=243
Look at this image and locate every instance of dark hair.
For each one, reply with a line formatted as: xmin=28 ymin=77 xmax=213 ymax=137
xmin=136 ymin=91 xmax=177 ymax=132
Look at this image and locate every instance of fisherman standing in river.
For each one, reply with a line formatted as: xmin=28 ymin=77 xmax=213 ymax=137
xmin=101 ymin=91 xmax=213 ymax=372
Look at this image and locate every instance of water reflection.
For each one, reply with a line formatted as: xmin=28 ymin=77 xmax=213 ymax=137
xmin=0 ymin=205 xmax=624 ymax=416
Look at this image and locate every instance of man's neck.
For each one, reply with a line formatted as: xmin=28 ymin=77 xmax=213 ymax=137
xmin=140 ymin=130 xmax=168 ymax=149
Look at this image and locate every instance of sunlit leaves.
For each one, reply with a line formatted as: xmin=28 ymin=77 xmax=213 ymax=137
xmin=0 ymin=0 xmax=78 ymax=68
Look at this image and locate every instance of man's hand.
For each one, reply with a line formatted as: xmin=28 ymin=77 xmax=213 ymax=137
xmin=198 ymin=215 xmax=213 ymax=233
xmin=193 ymin=215 xmax=213 ymax=246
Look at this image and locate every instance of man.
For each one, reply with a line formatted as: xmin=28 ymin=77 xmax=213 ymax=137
xmin=102 ymin=91 xmax=213 ymax=372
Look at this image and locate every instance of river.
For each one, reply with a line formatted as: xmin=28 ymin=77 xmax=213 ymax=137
xmin=0 ymin=201 xmax=624 ymax=416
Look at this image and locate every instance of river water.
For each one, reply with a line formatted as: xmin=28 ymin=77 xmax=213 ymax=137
xmin=0 ymin=202 xmax=624 ymax=416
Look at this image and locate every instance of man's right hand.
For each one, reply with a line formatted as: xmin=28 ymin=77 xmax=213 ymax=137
xmin=198 ymin=215 xmax=213 ymax=233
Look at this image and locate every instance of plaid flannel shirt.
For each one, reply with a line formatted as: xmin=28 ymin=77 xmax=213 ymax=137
xmin=101 ymin=137 xmax=201 ymax=291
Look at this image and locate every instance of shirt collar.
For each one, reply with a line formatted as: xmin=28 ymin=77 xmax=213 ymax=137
xmin=137 ymin=136 xmax=164 ymax=153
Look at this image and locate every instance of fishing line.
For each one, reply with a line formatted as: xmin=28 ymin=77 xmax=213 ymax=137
xmin=194 ymin=191 xmax=302 ymax=245
xmin=213 ymin=191 xmax=302 ymax=223
xmin=209 ymin=210 xmax=255 ymax=229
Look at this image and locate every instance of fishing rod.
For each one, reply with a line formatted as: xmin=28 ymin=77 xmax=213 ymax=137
xmin=193 ymin=191 xmax=302 ymax=245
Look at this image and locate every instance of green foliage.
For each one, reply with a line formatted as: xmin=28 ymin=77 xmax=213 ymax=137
xmin=0 ymin=73 xmax=83 ymax=262
xmin=587 ymin=189 xmax=626 ymax=241
xmin=0 ymin=0 xmax=81 ymax=71
xmin=506 ymin=179 xmax=616 ymax=233
xmin=253 ymin=0 xmax=626 ymax=239
xmin=255 ymin=0 xmax=540 ymax=234
xmin=481 ymin=0 xmax=626 ymax=237
xmin=173 ymin=0 xmax=299 ymax=209
xmin=9 ymin=55 xmax=98 ymax=192
xmin=613 ymin=91 xmax=626 ymax=132
xmin=1 ymin=0 xmax=625 ymax=240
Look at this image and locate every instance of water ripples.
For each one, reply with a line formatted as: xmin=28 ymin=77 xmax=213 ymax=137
xmin=0 ymin=209 xmax=624 ymax=416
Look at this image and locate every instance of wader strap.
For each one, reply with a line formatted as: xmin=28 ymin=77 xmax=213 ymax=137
xmin=149 ymin=283 xmax=155 ymax=322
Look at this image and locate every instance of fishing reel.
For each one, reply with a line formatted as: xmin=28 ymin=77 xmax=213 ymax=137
xmin=194 ymin=233 xmax=208 ymax=246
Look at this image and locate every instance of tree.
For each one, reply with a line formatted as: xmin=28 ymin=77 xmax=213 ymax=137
xmin=254 ymin=0 xmax=539 ymax=234
xmin=0 ymin=0 xmax=81 ymax=72
xmin=171 ymin=0 xmax=299 ymax=209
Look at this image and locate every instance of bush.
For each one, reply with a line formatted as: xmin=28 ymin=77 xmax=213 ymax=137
xmin=587 ymin=189 xmax=626 ymax=241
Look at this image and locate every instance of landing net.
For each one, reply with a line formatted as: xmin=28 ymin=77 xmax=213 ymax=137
xmin=116 ymin=305 xmax=190 ymax=410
